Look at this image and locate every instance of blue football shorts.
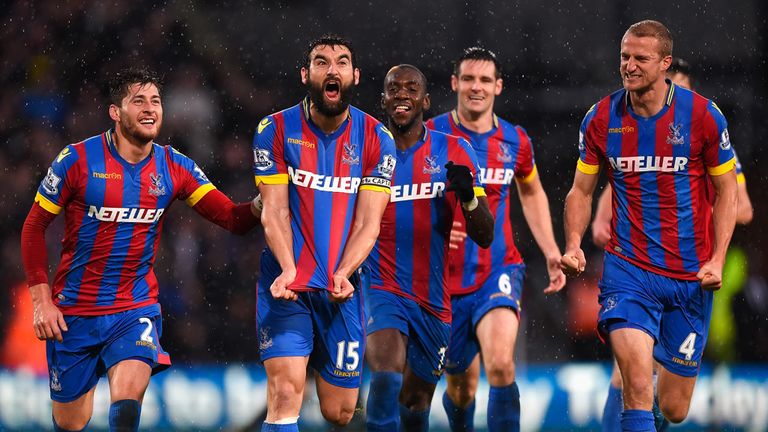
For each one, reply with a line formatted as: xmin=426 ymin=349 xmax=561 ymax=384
xmin=46 ymin=303 xmax=170 ymax=402
xmin=445 ymin=264 xmax=525 ymax=374
xmin=256 ymin=252 xmax=365 ymax=389
xmin=598 ymin=252 xmax=713 ymax=377
xmin=366 ymin=289 xmax=451 ymax=384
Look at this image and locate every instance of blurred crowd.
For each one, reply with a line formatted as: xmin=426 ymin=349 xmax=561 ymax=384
xmin=2 ymin=1 xmax=766 ymax=372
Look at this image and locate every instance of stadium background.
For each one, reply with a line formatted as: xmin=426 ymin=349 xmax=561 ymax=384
xmin=1 ymin=0 xmax=766 ymax=430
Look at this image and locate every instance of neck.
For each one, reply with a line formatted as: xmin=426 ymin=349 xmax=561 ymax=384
xmin=112 ymin=127 xmax=152 ymax=164
xmin=456 ymin=106 xmax=494 ymax=133
xmin=310 ymin=103 xmax=349 ymax=135
xmin=390 ymin=120 xmax=424 ymax=151
xmin=628 ymin=80 xmax=669 ymax=118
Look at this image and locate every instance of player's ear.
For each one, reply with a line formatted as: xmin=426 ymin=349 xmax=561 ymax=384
xmin=495 ymin=78 xmax=503 ymax=96
xmin=353 ymin=67 xmax=360 ymax=86
xmin=300 ymin=67 xmax=308 ymax=85
xmin=109 ymin=104 xmax=120 ymax=122
xmin=450 ymin=75 xmax=458 ymax=92
xmin=660 ymin=55 xmax=673 ymax=72
xmin=423 ymin=93 xmax=431 ymax=111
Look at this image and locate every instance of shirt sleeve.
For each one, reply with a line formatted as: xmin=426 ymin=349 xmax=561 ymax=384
xmin=34 ymin=144 xmax=80 ymax=215
xmin=577 ymin=103 xmax=603 ymax=175
xmin=166 ymin=147 xmax=216 ymax=206
xmin=253 ymin=115 xmax=288 ymax=186
xmin=360 ymin=122 xmax=396 ymax=194
xmin=514 ymin=126 xmax=537 ymax=184
xmin=703 ymin=101 xmax=736 ymax=176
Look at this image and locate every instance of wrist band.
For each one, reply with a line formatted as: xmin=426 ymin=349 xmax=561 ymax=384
xmin=253 ymin=195 xmax=263 ymax=212
xmin=461 ymin=196 xmax=479 ymax=212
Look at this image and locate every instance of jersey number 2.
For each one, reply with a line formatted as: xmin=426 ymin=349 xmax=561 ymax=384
xmin=139 ymin=317 xmax=154 ymax=344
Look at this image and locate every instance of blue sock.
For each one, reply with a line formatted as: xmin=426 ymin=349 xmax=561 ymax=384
xmin=621 ymin=409 xmax=655 ymax=432
xmin=399 ymin=403 xmax=430 ymax=432
xmin=601 ymin=384 xmax=623 ymax=432
xmin=261 ymin=422 xmax=299 ymax=431
xmin=442 ymin=392 xmax=475 ymax=432
xmin=53 ymin=415 xmax=88 ymax=432
xmin=109 ymin=399 xmax=141 ymax=432
xmin=366 ymin=371 xmax=403 ymax=431
xmin=487 ymin=382 xmax=520 ymax=432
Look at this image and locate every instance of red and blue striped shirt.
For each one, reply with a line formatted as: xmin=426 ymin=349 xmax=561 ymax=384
xmin=253 ymin=98 xmax=396 ymax=291
xmin=427 ymin=111 xmax=536 ymax=295
xmin=34 ymin=130 xmax=216 ymax=315
xmin=577 ymin=82 xmax=735 ymax=279
xmin=364 ymin=128 xmax=485 ymax=322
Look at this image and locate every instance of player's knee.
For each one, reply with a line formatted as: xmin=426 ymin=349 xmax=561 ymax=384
xmin=53 ymin=413 xmax=91 ymax=432
xmin=659 ymin=397 xmax=690 ymax=423
xmin=446 ymin=382 xmax=475 ymax=407
xmin=484 ymin=355 xmax=515 ymax=385
xmin=320 ymin=402 xmax=355 ymax=426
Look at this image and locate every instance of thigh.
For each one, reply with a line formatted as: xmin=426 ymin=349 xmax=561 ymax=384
xmin=406 ymin=307 xmax=451 ymax=385
xmin=476 ymin=307 xmax=519 ymax=361
xmin=315 ymin=371 xmax=360 ymax=416
xmin=598 ymin=254 xmax=663 ymax=340
xmin=107 ymin=359 xmax=152 ymax=401
xmin=101 ymin=304 xmax=169 ymax=374
xmin=309 ymin=290 xmax=365 ymax=389
xmin=47 ymin=316 xmax=102 ymax=403
xmin=656 ymin=363 xmax=698 ymax=412
xmin=256 ymin=281 xmax=314 ymax=361
xmin=653 ymin=279 xmax=712 ymax=377
xmin=366 ymin=328 xmax=407 ymax=372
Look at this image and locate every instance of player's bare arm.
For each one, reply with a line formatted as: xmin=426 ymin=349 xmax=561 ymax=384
xmin=332 ymin=188 xmax=390 ymax=303
xmin=736 ymin=181 xmax=753 ymax=225
xmin=698 ymin=168 xmax=738 ymax=290
xmin=562 ymin=169 xmax=599 ymax=277
xmin=260 ymin=183 xmax=297 ymax=301
xmin=515 ymin=172 xmax=565 ymax=293
xmin=591 ymin=184 xmax=613 ymax=248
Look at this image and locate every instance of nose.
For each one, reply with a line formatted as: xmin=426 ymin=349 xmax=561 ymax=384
xmin=470 ymin=80 xmax=481 ymax=91
xmin=326 ymin=62 xmax=340 ymax=76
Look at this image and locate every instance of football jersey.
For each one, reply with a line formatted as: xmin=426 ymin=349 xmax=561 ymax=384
xmin=253 ymin=98 xmax=396 ymax=291
xmin=35 ymin=130 xmax=215 ymax=315
xmin=427 ymin=110 xmax=536 ymax=295
xmin=364 ymin=127 xmax=486 ymax=322
xmin=578 ymin=82 xmax=736 ymax=280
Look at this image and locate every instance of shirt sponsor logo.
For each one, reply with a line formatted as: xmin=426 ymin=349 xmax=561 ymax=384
xmin=390 ymin=182 xmax=445 ymax=202
xmin=288 ymin=166 xmax=361 ymax=194
xmin=88 ymin=206 xmax=165 ymax=223
xmin=92 ymin=171 xmax=122 ymax=180
xmin=42 ymin=168 xmax=61 ymax=195
xmin=608 ymin=156 xmax=688 ymax=173
xmin=479 ymin=168 xmax=514 ymax=184
xmin=287 ymin=137 xmax=315 ymax=149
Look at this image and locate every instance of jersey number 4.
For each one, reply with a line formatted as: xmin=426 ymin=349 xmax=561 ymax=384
xmin=678 ymin=333 xmax=696 ymax=361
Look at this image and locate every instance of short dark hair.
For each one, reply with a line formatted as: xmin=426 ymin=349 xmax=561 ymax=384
xmin=383 ymin=64 xmax=428 ymax=90
xmin=668 ymin=58 xmax=691 ymax=77
xmin=453 ymin=47 xmax=502 ymax=79
xmin=304 ymin=34 xmax=356 ymax=69
xmin=107 ymin=66 xmax=163 ymax=106
xmin=625 ymin=20 xmax=673 ymax=57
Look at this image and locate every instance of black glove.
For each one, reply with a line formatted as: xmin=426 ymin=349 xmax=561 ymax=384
xmin=445 ymin=161 xmax=475 ymax=203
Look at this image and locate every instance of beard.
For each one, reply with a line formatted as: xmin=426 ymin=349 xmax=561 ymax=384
xmin=120 ymin=117 xmax=161 ymax=144
xmin=306 ymin=78 xmax=355 ymax=117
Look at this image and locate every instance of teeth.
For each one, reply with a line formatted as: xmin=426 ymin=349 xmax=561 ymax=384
xmin=395 ymin=105 xmax=410 ymax=112
xmin=140 ymin=119 xmax=155 ymax=124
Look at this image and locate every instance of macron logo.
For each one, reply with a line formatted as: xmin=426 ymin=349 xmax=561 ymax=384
xmin=609 ymin=156 xmax=688 ymax=173
xmin=88 ymin=206 xmax=164 ymax=223
xmin=288 ymin=166 xmax=361 ymax=194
